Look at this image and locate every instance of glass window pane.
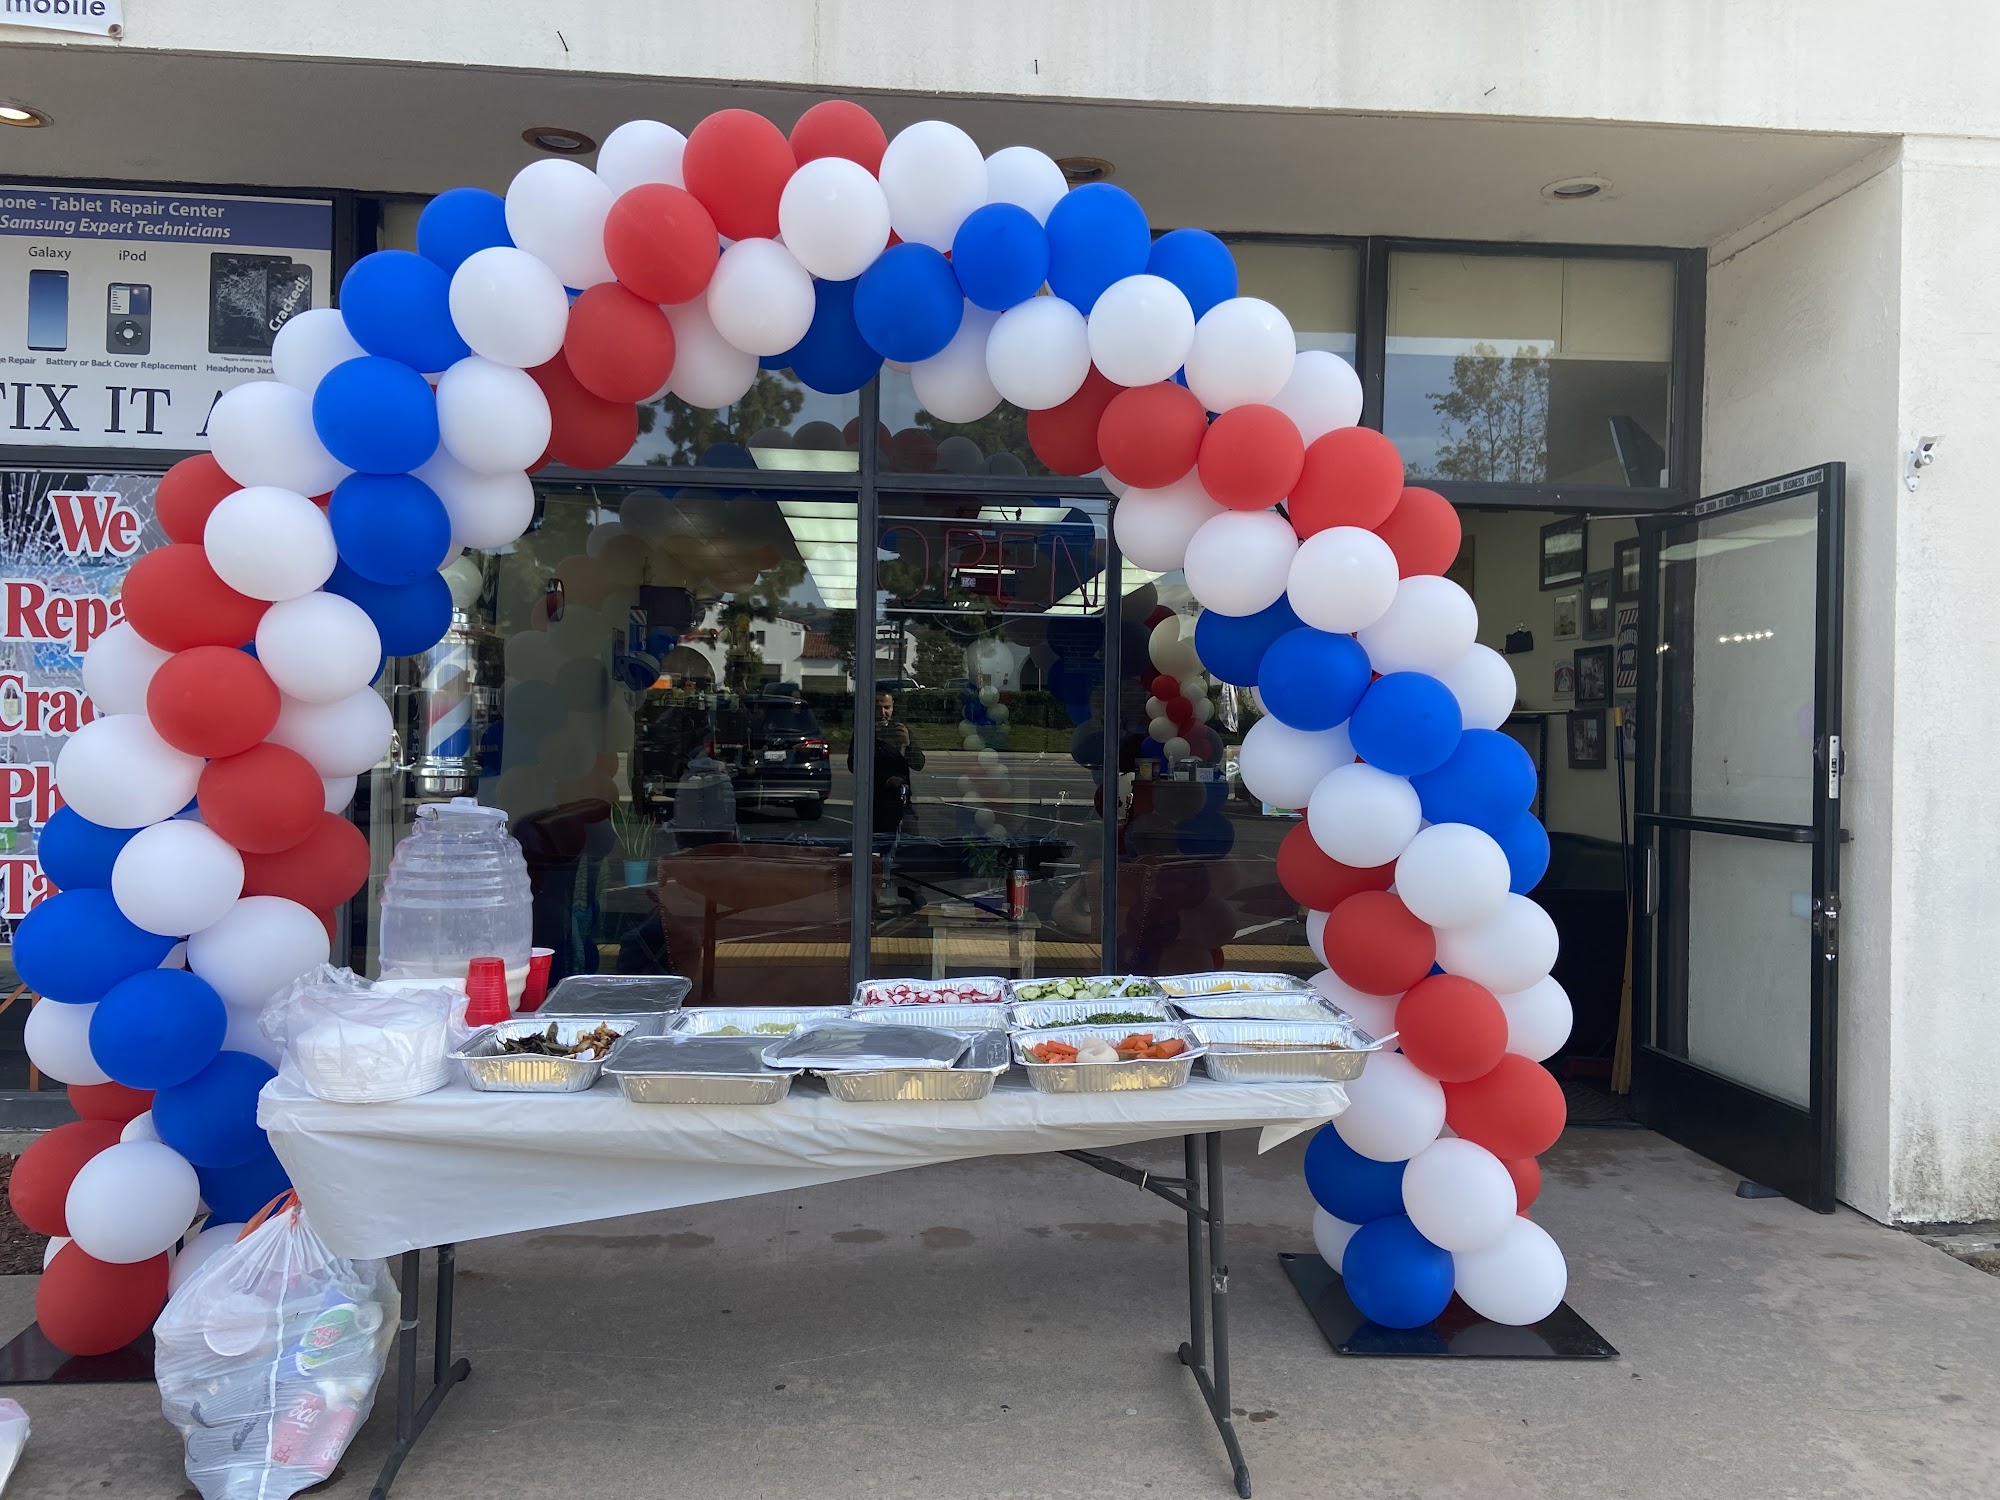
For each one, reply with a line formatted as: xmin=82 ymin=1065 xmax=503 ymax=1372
xmin=625 ymin=376 xmax=861 ymax=472
xmin=1385 ymin=253 xmax=1674 ymax=487
xmin=1225 ymin=240 xmax=1358 ymax=357
xmin=875 ymin=369 xmax=1044 ymax=478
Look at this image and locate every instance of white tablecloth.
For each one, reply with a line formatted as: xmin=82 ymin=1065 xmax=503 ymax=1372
xmin=259 ymin=1074 xmax=1346 ymax=1260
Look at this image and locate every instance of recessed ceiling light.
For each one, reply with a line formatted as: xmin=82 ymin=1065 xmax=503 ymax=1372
xmin=1542 ymin=176 xmax=1610 ymax=201
xmin=522 ymin=125 xmax=597 ymax=155
xmin=1056 ymin=155 xmax=1115 ymax=185
xmin=0 ymin=103 xmax=51 ymax=128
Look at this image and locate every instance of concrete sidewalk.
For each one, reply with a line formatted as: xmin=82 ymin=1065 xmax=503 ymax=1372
xmin=6 ymin=1126 xmax=1998 ymax=1500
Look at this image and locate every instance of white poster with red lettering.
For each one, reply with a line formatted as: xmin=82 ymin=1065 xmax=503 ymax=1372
xmin=0 ymin=466 xmax=158 ymax=929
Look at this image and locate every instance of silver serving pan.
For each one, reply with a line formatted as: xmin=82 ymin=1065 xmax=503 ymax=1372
xmin=823 ymin=1030 xmax=1011 ymax=1104
xmin=849 ymin=1002 xmax=1013 ymax=1031
xmin=540 ymin=973 xmax=692 ymax=1016
xmin=1155 ymin=971 xmax=1303 ymax=999
xmin=453 ymin=1016 xmax=660 ymax=1093
xmin=761 ymin=1023 xmax=970 ymax=1072
xmin=602 ymin=1033 xmax=792 ymax=1105
xmin=1012 ymin=1022 xmax=1204 ymax=1094
xmin=1004 ymin=975 xmax=1165 ymax=1005
xmin=1169 ymin=992 xmax=1345 ymax=1023
xmin=1185 ymin=1017 xmax=1393 ymax=1084
xmin=1009 ymin=996 xmax=1175 ymax=1030
xmin=852 ymin=976 xmax=1008 ymax=1007
xmin=669 ymin=1006 xmax=848 ymax=1038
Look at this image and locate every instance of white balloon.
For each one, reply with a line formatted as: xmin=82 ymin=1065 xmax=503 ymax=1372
xmin=270 ymin=308 xmax=365 ymax=394
xmin=504 ymin=157 xmax=615 ymax=289
xmin=81 ymin=622 xmax=170 ymax=715
xmin=256 ymin=592 xmax=382 ymax=704
xmin=1402 ymin=1137 xmax=1518 ymax=1253
xmin=1162 ymin=734 xmax=1191 ymax=762
xmin=1112 ymin=473 xmax=1227 ymax=574
xmin=1498 ymin=975 xmax=1574 ymax=1062
xmin=205 ymin=381 xmax=347 ymax=496
xmin=66 ymin=1141 xmax=201 ymax=1264
xmin=1395 ymin=823 xmax=1510 ymax=930
xmin=1436 ymin=894 xmax=1561 ymax=995
xmin=24 ymin=998 xmax=108 ymax=1084
xmin=1357 ymin=575 xmax=1480 ymax=675
xmin=221 ymin=997 xmax=283 ymax=1066
xmin=187 ymin=896 xmax=331 ymax=1009
xmin=984 ymin=145 xmax=1068 ymax=222
xmin=1453 ymin=1217 xmax=1568 ymax=1325
xmin=268 ymin=688 xmax=395 ymax=778
xmin=203 ymin=486 xmax=337 ymax=603
xmin=1433 ymin=644 xmax=1518 ymax=732
xmin=706 ymin=238 xmax=816 ymax=357
xmin=1087 ymin=274 xmax=1196 ymax=388
xmin=55 ymin=714 xmax=204 ymax=829
xmin=435 ymin=357 xmax=553 ymax=476
xmin=1311 ymin=1206 xmax=1360 ymax=1271
xmin=665 ymin=298 xmax=759 ymax=408
xmin=43 ymin=1235 xmax=68 ymax=1269
xmin=1307 ymin=969 xmax=1401 ymax=1038
xmin=1269 ymin=350 xmax=1363 ymax=443
xmin=1238 ymin=716 xmax=1354 ymax=810
xmin=1334 ymin=1052 xmax=1448 ymax=1163
xmin=1305 ymin=908 xmax=1329 ymax=967
xmin=322 ymin=774 xmax=358 ymax=814
xmin=1184 ymin=510 xmax=1298 ymax=617
xmin=415 ymin=449 xmax=537 ymax=551
xmin=910 ymin=304 xmax=1002 ymax=422
xmin=778 ymin=157 xmax=892 ymax=281
xmin=448 ymin=246 xmax=570 ymax=369
xmin=879 ymin=120 xmax=987 ymax=251
xmin=169 ymin=1220 xmax=249 ymax=1294
xmin=985 ymin=297 xmax=1090 ymax=410
xmin=1142 ymin=696 xmax=1166 ymax=722
xmin=1147 ymin=714 xmax=1177 ymax=743
xmin=1185 ymin=297 xmax=1295 ymax=412
xmin=112 ymin=821 xmax=245 ymax=937
xmin=120 ymin=1110 xmax=160 ymax=1144
xmin=594 ymin=118 xmax=687 ymax=196
xmin=1287 ymin=526 xmax=1399 ymax=635
xmin=1308 ymin=762 xmax=1423 ymax=868
xmin=617 ymin=489 xmax=675 ymax=541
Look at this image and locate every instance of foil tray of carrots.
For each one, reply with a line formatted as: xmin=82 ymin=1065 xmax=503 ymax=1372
xmin=1010 ymin=1023 xmax=1205 ymax=1094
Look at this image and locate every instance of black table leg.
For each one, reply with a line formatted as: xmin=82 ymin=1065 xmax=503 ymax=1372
xmin=370 ymin=1245 xmax=472 ymax=1500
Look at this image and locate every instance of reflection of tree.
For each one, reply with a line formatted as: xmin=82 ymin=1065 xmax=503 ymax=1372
xmin=914 ymin=626 xmax=963 ymax=686
xmin=642 ymin=374 xmax=807 ymax=463
xmin=715 ymin=557 xmax=808 ymax=692
xmin=1426 ymin=342 xmax=1549 ymax=483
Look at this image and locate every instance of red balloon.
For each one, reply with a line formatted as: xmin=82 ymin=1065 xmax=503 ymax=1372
xmin=155 ymin=455 xmax=237 ymax=545
xmin=145 ymin=645 xmax=282 ymax=759
xmin=790 ymin=100 xmax=888 ymax=174
xmin=1395 ymin=974 xmax=1508 ymax=1082
xmin=1323 ymin=890 xmax=1436 ymax=996
xmin=240 ymin=812 xmax=369 ymax=911
xmin=1165 ymin=695 xmax=1195 ymax=728
xmin=1196 ymin=404 xmax=1304 ymax=511
xmin=1443 ymin=1055 xmax=1567 ymax=1160
xmin=1097 ymin=383 xmax=1207 ymax=489
xmin=37 ymin=1244 xmax=169 ymax=1357
xmin=886 ymin=427 xmax=939 ymax=474
xmin=1026 ymin=368 xmax=1120 ymax=476
xmin=1503 ymin=1155 xmax=1542 ymax=1213
xmin=316 ymin=908 xmax=340 ymax=944
xmin=1145 ymin=605 xmax=1176 ymax=629
xmin=198 ymin=743 xmax=324 ymax=855
xmin=1150 ymin=673 xmax=1179 ymax=701
xmin=121 ymin=545 xmax=269 ymax=652
xmin=564 ymin=283 xmax=676 ymax=405
xmin=1375 ymin=486 xmax=1462 ymax=577
xmin=681 ymin=108 xmax=796 ymax=241
xmin=8 ymin=1118 xmax=122 ymax=1236
xmin=530 ymin=354 xmax=640 ymax=470
xmin=603 ymin=183 xmax=720 ymax=306
xmin=1276 ymin=823 xmax=1393 ymax=912
xmin=67 ymin=1080 xmax=153 ymax=1125
xmin=1290 ymin=427 xmax=1406 ymax=537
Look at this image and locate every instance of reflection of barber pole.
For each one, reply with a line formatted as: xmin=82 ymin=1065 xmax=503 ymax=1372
xmin=415 ymin=613 xmax=477 ymax=798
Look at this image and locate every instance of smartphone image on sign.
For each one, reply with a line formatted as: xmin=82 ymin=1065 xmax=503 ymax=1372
xmin=107 ymin=282 xmax=152 ymax=356
xmin=27 ymin=268 xmax=69 ymax=352
xmin=208 ymin=253 xmax=313 ymax=356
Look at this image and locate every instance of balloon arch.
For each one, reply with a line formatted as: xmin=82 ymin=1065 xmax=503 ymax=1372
xmin=8 ymin=102 xmax=1571 ymax=1352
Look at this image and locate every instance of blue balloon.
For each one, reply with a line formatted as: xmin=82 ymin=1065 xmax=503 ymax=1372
xmin=1177 ymin=809 xmax=1235 ymax=859
xmin=339 ymin=250 xmax=470 ymax=374
xmin=779 ymin=277 xmax=884 ymax=395
xmin=1348 ymin=673 xmax=1464 ymax=777
xmin=12 ymin=889 xmax=175 ymax=1004
xmin=196 ymin=1146 xmax=293 ymax=1224
xmin=1146 ymin=228 xmax=1239 ymax=320
xmin=36 ymin=807 xmax=139 ymax=891
xmin=89 ymin=969 xmax=227 ymax=1091
xmin=1342 ymin=1215 xmax=1456 ymax=1330
xmin=1493 ymin=812 xmax=1552 ymax=894
xmin=1410 ymin=728 xmax=1538 ymax=834
xmin=313 ymin=356 xmax=439 ymax=475
xmin=854 ymin=244 xmax=964 ymax=363
xmin=951 ymin=203 xmax=1050 ymax=312
xmin=1258 ymin=628 xmax=1371 ymax=732
xmin=329 ymin=473 xmax=453 ymax=586
xmin=153 ymin=1050 xmax=278 ymax=1169
xmin=1193 ymin=597 xmax=1303 ymax=686
xmin=1303 ymin=1124 xmax=1407 ymax=1224
xmin=324 ymin=561 xmax=453 ymax=657
xmin=1044 ymin=183 xmax=1150 ymax=313
xmin=416 ymin=187 xmax=513 ymax=275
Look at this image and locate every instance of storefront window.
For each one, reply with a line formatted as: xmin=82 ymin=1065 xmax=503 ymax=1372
xmin=1226 ymin=239 xmax=1359 ymax=358
xmin=625 ymin=378 xmax=863 ymax=472
xmin=875 ymin=371 xmax=1044 ymax=477
xmin=1385 ymin=252 xmax=1675 ymax=487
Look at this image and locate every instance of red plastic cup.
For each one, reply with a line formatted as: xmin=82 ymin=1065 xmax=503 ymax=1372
xmin=520 ymin=947 xmax=555 ymax=1012
xmin=463 ymin=957 xmax=511 ymax=1028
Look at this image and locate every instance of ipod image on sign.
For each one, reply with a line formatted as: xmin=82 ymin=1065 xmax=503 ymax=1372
xmin=107 ymin=282 xmax=152 ymax=356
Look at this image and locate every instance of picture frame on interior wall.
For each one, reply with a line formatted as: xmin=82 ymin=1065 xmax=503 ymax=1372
xmin=1552 ymin=661 xmax=1576 ymax=700
xmin=1614 ymin=604 xmax=1640 ymax=688
xmin=1574 ymin=645 xmax=1612 ymax=706
xmin=1614 ymin=696 xmax=1638 ymax=761
xmin=1552 ymin=590 xmax=1580 ymax=641
xmin=1568 ymin=709 xmax=1607 ymax=770
xmin=1583 ymin=570 xmax=1614 ymax=640
xmin=1614 ymin=537 xmax=1642 ymax=601
xmin=1538 ymin=516 xmax=1587 ymax=590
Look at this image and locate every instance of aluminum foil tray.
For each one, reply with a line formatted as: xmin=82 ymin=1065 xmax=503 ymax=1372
xmin=541 ymin=973 xmax=692 ymax=1015
xmin=1005 ymin=975 xmax=1165 ymax=1005
xmin=852 ymin=976 xmax=1007 ymax=1007
xmin=761 ymin=1023 xmax=969 ymax=1072
xmin=602 ymin=1034 xmax=792 ymax=1105
xmin=1012 ymin=1023 xmax=1204 ymax=1094
xmin=453 ymin=1016 xmax=659 ymax=1093
xmin=823 ymin=1030 xmax=1011 ymax=1104
xmin=849 ymin=1002 xmax=1012 ymax=1031
xmin=1169 ymin=992 xmax=1345 ymax=1023
xmin=1185 ymin=1018 xmax=1391 ymax=1084
xmin=1008 ymin=996 xmax=1175 ymax=1030
xmin=669 ymin=1006 xmax=848 ymax=1038
xmin=1155 ymin=971 xmax=1303 ymax=999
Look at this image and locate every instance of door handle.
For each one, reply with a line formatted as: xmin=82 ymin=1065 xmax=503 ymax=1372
xmin=1643 ymin=846 xmax=1659 ymax=917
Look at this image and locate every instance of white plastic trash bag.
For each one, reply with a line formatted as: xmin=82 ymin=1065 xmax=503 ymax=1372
xmin=260 ymin=964 xmax=455 ymax=1103
xmin=156 ymin=1196 xmax=397 ymax=1500
xmin=0 ymin=1398 xmax=27 ymax=1495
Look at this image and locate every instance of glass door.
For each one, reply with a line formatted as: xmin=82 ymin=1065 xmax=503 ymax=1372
xmin=1630 ymin=465 xmax=1845 ymax=1211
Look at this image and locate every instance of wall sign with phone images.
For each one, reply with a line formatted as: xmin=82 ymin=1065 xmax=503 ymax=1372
xmin=1 ymin=185 xmax=334 ymax=451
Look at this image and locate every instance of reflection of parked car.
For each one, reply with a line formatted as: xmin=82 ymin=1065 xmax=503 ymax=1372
xmin=635 ymin=691 xmax=831 ymax=821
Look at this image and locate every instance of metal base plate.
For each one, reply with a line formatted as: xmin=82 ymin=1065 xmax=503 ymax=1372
xmin=1280 ymin=1252 xmax=1618 ymax=1358
xmin=0 ymin=1323 xmax=155 ymax=1384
